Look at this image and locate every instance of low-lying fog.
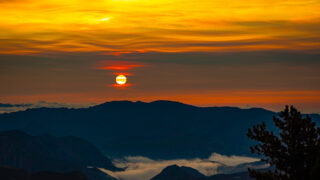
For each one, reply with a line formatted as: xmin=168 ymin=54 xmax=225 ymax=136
xmin=100 ymin=153 xmax=267 ymax=180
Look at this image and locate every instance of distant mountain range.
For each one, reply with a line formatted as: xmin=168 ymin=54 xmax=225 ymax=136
xmin=0 ymin=100 xmax=319 ymax=159
xmin=0 ymin=102 xmax=92 ymax=114
xmin=0 ymin=103 xmax=31 ymax=108
xmin=150 ymin=164 xmax=252 ymax=180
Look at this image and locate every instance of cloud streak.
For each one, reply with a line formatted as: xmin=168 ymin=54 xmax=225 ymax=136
xmin=97 ymin=60 xmax=146 ymax=71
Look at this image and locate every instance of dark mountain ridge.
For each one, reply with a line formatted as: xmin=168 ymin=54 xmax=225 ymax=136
xmin=150 ymin=164 xmax=253 ymax=180
xmin=0 ymin=130 xmax=119 ymax=172
xmin=0 ymin=166 xmax=88 ymax=180
xmin=150 ymin=164 xmax=206 ymax=180
xmin=0 ymin=100 xmax=319 ymax=159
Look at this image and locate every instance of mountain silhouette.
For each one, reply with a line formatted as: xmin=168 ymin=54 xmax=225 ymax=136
xmin=0 ymin=100 xmax=319 ymax=159
xmin=0 ymin=166 xmax=88 ymax=180
xmin=0 ymin=130 xmax=120 ymax=180
xmin=150 ymin=164 xmax=206 ymax=180
xmin=150 ymin=164 xmax=253 ymax=180
xmin=0 ymin=130 xmax=119 ymax=172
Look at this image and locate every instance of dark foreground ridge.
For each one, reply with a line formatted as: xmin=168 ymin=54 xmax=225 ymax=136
xmin=0 ymin=167 xmax=88 ymax=180
xmin=0 ymin=100 xmax=319 ymax=159
xmin=150 ymin=164 xmax=253 ymax=180
xmin=0 ymin=130 xmax=119 ymax=172
xmin=0 ymin=130 xmax=119 ymax=180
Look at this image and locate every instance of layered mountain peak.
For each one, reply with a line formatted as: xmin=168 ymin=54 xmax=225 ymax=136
xmin=150 ymin=164 xmax=205 ymax=180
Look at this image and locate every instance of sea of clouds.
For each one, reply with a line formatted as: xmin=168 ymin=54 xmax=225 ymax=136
xmin=100 ymin=153 xmax=266 ymax=180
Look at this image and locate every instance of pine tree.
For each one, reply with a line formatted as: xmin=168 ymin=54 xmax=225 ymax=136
xmin=247 ymin=106 xmax=320 ymax=180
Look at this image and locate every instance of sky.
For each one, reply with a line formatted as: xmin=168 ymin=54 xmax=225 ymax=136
xmin=0 ymin=0 xmax=320 ymax=113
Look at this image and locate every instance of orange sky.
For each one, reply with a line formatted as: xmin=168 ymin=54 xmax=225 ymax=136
xmin=1 ymin=0 xmax=320 ymax=54
xmin=0 ymin=0 xmax=320 ymax=113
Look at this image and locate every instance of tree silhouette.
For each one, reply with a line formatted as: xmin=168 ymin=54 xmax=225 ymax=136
xmin=247 ymin=106 xmax=320 ymax=180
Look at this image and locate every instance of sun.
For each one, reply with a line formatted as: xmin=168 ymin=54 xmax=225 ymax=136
xmin=116 ymin=74 xmax=127 ymax=85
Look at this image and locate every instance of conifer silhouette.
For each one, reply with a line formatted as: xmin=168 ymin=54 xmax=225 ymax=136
xmin=247 ymin=106 xmax=320 ymax=179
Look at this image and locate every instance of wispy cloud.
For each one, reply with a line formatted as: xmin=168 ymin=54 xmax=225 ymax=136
xmin=0 ymin=0 xmax=319 ymax=54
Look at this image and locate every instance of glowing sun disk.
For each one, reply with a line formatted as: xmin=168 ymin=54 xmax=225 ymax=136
xmin=116 ymin=74 xmax=127 ymax=85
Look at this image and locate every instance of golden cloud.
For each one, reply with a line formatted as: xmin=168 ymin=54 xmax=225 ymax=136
xmin=0 ymin=0 xmax=319 ymax=54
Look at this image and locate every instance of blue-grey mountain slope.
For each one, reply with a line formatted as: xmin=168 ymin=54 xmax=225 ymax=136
xmin=0 ymin=100 xmax=319 ymax=159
